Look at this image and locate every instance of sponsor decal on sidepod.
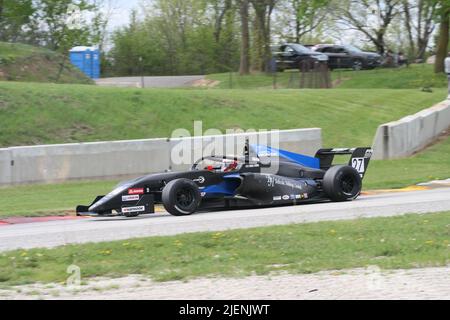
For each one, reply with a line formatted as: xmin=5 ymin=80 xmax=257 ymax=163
xmin=122 ymin=195 xmax=140 ymax=202
xmin=122 ymin=206 xmax=146 ymax=213
xmin=128 ymin=188 xmax=144 ymax=195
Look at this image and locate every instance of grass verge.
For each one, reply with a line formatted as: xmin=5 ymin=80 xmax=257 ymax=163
xmin=0 ymin=42 xmax=93 ymax=84
xmin=0 ymin=211 xmax=449 ymax=286
xmin=208 ymin=64 xmax=447 ymax=90
xmin=0 ymin=81 xmax=446 ymax=147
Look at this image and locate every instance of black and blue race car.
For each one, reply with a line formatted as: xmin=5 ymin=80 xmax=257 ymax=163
xmin=77 ymin=141 xmax=373 ymax=217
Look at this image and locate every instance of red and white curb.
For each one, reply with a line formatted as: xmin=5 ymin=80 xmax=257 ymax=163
xmin=0 ymin=216 xmax=87 ymax=226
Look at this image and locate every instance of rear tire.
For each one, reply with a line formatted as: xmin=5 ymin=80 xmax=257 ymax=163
xmin=322 ymin=165 xmax=362 ymax=202
xmin=162 ymin=179 xmax=201 ymax=216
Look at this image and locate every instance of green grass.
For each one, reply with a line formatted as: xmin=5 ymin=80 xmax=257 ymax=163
xmin=208 ymin=64 xmax=447 ymax=90
xmin=0 ymin=81 xmax=446 ymax=147
xmin=0 ymin=42 xmax=47 ymax=60
xmin=0 ymin=211 xmax=449 ymax=286
xmin=364 ymin=136 xmax=450 ymax=189
xmin=333 ymin=64 xmax=447 ymax=89
xmin=0 ymin=136 xmax=448 ymax=218
xmin=0 ymin=42 xmax=93 ymax=84
xmin=0 ymin=180 xmax=119 ymax=217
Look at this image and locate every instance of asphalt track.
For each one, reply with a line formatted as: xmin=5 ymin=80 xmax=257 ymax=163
xmin=1 ymin=188 xmax=450 ymax=252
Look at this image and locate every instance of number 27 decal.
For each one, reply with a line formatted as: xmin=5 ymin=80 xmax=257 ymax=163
xmin=351 ymin=158 xmax=365 ymax=173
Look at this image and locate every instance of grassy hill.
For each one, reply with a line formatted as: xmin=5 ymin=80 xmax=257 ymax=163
xmin=208 ymin=64 xmax=447 ymax=90
xmin=0 ymin=81 xmax=446 ymax=147
xmin=0 ymin=42 xmax=93 ymax=84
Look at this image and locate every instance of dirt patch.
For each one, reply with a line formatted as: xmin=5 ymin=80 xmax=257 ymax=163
xmin=332 ymin=77 xmax=351 ymax=87
xmin=57 ymin=123 xmax=95 ymax=142
xmin=191 ymin=79 xmax=220 ymax=88
xmin=0 ymin=100 xmax=8 ymax=110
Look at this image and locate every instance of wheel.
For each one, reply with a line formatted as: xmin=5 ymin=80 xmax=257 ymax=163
xmin=352 ymin=59 xmax=363 ymax=71
xmin=162 ymin=179 xmax=201 ymax=216
xmin=322 ymin=165 xmax=362 ymax=202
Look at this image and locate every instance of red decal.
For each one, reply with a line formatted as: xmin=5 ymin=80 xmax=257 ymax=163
xmin=128 ymin=188 xmax=144 ymax=195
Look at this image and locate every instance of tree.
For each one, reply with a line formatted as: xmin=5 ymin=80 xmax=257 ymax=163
xmin=250 ymin=0 xmax=278 ymax=72
xmin=0 ymin=0 xmax=34 ymax=42
xmin=334 ymin=0 xmax=402 ymax=54
xmin=238 ymin=0 xmax=250 ymax=74
xmin=290 ymin=0 xmax=330 ymax=43
xmin=434 ymin=0 xmax=450 ymax=73
xmin=402 ymin=0 xmax=438 ymax=60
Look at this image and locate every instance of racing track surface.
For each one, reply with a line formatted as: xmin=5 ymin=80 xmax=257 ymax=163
xmin=1 ymin=188 xmax=450 ymax=252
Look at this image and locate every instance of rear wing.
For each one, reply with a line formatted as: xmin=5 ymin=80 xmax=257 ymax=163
xmin=315 ymin=148 xmax=373 ymax=179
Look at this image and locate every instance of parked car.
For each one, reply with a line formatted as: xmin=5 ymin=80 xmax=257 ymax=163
xmin=272 ymin=43 xmax=328 ymax=72
xmin=310 ymin=44 xmax=382 ymax=70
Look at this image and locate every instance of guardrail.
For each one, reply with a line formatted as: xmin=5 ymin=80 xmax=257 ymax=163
xmin=372 ymin=100 xmax=450 ymax=160
xmin=0 ymin=128 xmax=322 ymax=185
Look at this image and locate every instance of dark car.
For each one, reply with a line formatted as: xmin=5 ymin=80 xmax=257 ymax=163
xmin=311 ymin=44 xmax=382 ymax=70
xmin=271 ymin=43 xmax=328 ymax=72
xmin=77 ymin=141 xmax=373 ymax=217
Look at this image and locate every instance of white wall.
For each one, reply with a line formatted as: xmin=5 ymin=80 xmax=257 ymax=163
xmin=372 ymin=101 xmax=450 ymax=160
xmin=0 ymin=128 xmax=322 ymax=185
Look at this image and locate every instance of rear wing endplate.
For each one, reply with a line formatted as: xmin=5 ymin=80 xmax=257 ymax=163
xmin=315 ymin=147 xmax=374 ymax=179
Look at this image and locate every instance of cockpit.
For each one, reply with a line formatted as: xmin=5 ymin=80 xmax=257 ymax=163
xmin=191 ymin=156 xmax=244 ymax=173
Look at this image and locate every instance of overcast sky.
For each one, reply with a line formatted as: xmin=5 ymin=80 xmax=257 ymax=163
xmin=106 ymin=0 xmax=142 ymax=31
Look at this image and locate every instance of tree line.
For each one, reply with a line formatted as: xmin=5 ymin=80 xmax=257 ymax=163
xmin=0 ymin=0 xmax=107 ymax=52
xmin=109 ymin=0 xmax=450 ymax=76
xmin=1 ymin=0 xmax=450 ymax=75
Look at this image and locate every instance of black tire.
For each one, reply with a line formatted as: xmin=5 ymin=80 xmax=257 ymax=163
xmin=352 ymin=59 xmax=363 ymax=71
xmin=322 ymin=165 xmax=362 ymax=202
xmin=162 ymin=179 xmax=201 ymax=216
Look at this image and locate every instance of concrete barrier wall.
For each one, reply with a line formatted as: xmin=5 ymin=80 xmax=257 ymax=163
xmin=372 ymin=101 xmax=450 ymax=160
xmin=0 ymin=128 xmax=322 ymax=185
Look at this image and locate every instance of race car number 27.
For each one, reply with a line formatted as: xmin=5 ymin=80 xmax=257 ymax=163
xmin=351 ymin=158 xmax=365 ymax=173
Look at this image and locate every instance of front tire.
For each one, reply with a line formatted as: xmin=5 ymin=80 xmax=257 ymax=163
xmin=162 ymin=179 xmax=201 ymax=216
xmin=322 ymin=165 xmax=362 ymax=202
xmin=352 ymin=59 xmax=363 ymax=71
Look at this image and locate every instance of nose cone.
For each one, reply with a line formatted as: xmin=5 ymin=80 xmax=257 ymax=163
xmin=88 ymin=182 xmax=134 ymax=212
xmin=89 ymin=200 xmax=107 ymax=212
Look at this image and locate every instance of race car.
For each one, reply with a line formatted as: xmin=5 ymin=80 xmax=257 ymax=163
xmin=77 ymin=141 xmax=373 ymax=217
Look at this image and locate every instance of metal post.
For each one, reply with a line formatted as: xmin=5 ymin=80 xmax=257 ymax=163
xmin=139 ymin=56 xmax=144 ymax=89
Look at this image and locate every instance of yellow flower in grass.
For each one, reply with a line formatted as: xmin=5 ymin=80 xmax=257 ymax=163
xmin=212 ymin=232 xmax=224 ymax=240
xmin=174 ymin=240 xmax=183 ymax=247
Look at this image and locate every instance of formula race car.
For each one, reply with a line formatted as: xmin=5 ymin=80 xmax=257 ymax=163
xmin=77 ymin=142 xmax=373 ymax=217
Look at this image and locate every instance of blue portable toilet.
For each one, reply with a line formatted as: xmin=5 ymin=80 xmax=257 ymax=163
xmin=69 ymin=46 xmax=100 ymax=79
